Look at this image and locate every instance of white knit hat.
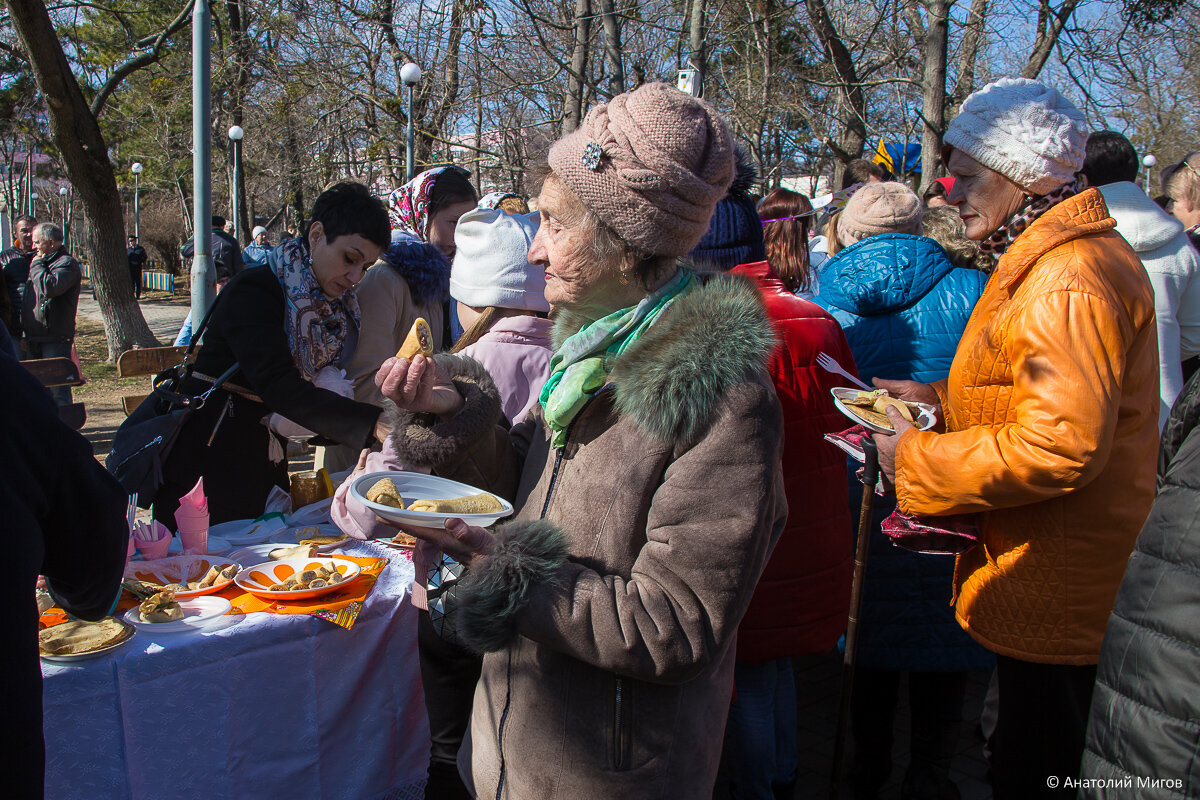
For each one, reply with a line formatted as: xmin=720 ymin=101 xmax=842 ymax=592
xmin=450 ymin=208 xmax=549 ymax=312
xmin=943 ymin=77 xmax=1087 ymax=195
xmin=251 ymin=226 xmax=268 ymax=239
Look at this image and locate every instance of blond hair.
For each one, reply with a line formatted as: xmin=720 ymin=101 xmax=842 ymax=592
xmin=1165 ymin=152 xmax=1200 ymax=211
xmin=922 ymin=207 xmax=985 ymax=271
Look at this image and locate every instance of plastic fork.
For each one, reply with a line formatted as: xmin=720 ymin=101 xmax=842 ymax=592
xmin=126 ymin=493 xmax=139 ymax=535
xmin=816 ymin=352 xmax=871 ymax=391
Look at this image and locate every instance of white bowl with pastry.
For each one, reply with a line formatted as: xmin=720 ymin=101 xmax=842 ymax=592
xmin=233 ymin=556 xmax=361 ymax=601
xmin=349 ymin=471 xmax=514 ymax=529
xmin=831 ymin=388 xmax=938 ymax=435
xmin=123 ymin=593 xmax=232 ymax=632
xmin=269 ymin=524 xmax=349 ymax=552
xmin=39 ymin=617 xmax=136 ymax=662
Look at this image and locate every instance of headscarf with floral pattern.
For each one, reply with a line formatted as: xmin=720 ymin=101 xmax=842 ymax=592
xmin=387 ymin=166 xmax=471 ymax=240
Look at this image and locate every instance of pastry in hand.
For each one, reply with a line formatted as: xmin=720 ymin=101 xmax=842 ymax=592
xmin=366 ymin=478 xmax=405 ymax=509
xmin=396 ymin=317 xmax=434 ymax=360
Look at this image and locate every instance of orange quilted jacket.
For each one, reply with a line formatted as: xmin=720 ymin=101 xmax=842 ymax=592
xmin=894 ymin=189 xmax=1159 ymax=665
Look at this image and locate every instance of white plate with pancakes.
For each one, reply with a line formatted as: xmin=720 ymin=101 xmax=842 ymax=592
xmin=349 ymin=471 xmax=513 ymax=530
xmin=831 ymin=388 xmax=937 ymax=435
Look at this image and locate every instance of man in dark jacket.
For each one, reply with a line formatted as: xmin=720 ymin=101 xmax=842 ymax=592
xmin=126 ymin=234 xmax=148 ymax=299
xmin=21 ymin=222 xmax=82 ymax=402
xmin=180 ymin=214 xmax=244 ymax=282
xmin=1078 ymin=369 xmax=1200 ymax=798
xmin=1 ymin=322 xmax=128 ymax=799
xmin=1 ymin=214 xmax=36 ymax=339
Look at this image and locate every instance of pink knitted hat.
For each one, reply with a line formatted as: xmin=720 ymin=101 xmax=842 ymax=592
xmin=837 ymin=182 xmax=924 ymax=245
xmin=548 ymin=82 xmax=736 ymax=257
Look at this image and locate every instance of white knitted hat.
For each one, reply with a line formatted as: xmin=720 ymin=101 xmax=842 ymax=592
xmin=450 ymin=208 xmax=549 ymax=312
xmin=943 ymin=77 xmax=1087 ymax=195
xmin=251 ymin=226 xmax=268 ymax=239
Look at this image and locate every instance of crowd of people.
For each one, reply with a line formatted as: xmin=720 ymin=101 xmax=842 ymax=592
xmin=13 ymin=74 xmax=1200 ymax=800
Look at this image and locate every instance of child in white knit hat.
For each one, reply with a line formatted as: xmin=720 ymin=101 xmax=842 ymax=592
xmin=448 ymin=206 xmax=552 ymax=424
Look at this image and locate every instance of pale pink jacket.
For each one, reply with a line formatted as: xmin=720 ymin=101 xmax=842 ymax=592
xmin=331 ymin=314 xmax=553 ymax=609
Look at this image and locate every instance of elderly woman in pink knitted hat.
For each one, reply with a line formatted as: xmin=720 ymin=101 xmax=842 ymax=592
xmin=373 ymin=82 xmax=786 ymax=798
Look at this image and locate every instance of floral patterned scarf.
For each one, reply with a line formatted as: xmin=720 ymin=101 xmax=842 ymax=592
xmin=388 ymin=166 xmax=471 ymax=240
xmin=269 ymin=237 xmax=361 ymax=381
xmin=978 ymin=181 xmax=1078 ymax=260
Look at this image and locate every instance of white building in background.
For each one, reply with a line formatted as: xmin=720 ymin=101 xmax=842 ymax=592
xmin=779 ymin=174 xmax=832 ymax=199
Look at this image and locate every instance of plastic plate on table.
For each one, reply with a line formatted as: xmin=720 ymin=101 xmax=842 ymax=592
xmin=124 ymin=555 xmax=241 ymax=598
xmin=39 ymin=617 xmax=136 ymax=663
xmin=166 ymin=535 xmax=232 ymax=556
xmin=269 ymin=524 xmax=350 ymax=552
xmin=123 ymin=596 xmax=232 ymax=632
xmin=227 ymin=543 xmax=286 ymax=565
xmin=233 ymin=557 xmax=361 ymax=601
xmin=830 ymin=388 xmax=937 ymax=436
xmin=211 ymin=518 xmax=287 ymax=547
xmin=349 ymin=471 xmax=514 ymax=530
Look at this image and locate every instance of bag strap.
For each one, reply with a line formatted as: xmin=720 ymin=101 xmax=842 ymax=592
xmin=184 ymin=289 xmax=226 ymax=359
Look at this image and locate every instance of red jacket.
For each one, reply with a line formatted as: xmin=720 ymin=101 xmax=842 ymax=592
xmin=731 ymin=262 xmax=856 ymax=662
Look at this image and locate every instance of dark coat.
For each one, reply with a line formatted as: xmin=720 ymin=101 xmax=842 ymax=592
xmin=814 ymin=234 xmax=993 ymax=673
xmin=127 ymin=244 xmax=148 ymax=272
xmin=1078 ymin=370 xmax=1200 ymax=797
xmin=3 ymin=326 xmax=127 ymax=798
xmin=390 ymin=274 xmax=787 ymax=799
xmin=730 ymin=261 xmax=855 ymax=662
xmin=0 ymin=245 xmax=31 ymax=337
xmin=152 ymin=266 xmax=380 ymax=527
xmin=181 ymin=229 xmax=244 ymax=281
xmin=22 ymin=246 xmax=82 ymax=343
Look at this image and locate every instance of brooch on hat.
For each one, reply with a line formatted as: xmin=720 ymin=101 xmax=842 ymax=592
xmin=581 ymin=142 xmax=604 ymax=171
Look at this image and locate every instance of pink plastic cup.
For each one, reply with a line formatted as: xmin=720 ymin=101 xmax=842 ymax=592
xmin=137 ymin=533 xmax=171 ymax=561
xmin=175 ymin=510 xmax=210 ymax=555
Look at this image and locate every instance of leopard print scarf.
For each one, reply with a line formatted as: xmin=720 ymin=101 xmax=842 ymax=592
xmin=978 ymin=181 xmax=1078 ymax=260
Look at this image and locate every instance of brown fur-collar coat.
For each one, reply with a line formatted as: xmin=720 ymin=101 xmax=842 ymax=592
xmin=390 ymin=274 xmax=787 ymax=799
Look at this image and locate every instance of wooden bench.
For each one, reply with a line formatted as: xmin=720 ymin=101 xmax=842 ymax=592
xmin=22 ymin=357 xmax=87 ymax=429
xmin=116 ymin=345 xmax=190 ymax=415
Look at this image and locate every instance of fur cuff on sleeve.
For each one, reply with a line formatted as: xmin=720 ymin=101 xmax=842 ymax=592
xmin=457 ymin=520 xmax=568 ymax=653
xmin=385 ymin=354 xmax=502 ymax=469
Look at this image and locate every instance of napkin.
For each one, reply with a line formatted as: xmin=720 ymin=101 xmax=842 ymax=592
xmin=179 ymin=477 xmax=208 ymax=513
xmin=881 ymin=509 xmax=979 ymax=555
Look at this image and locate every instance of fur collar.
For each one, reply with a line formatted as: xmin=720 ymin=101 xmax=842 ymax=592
xmin=551 ymin=273 xmax=775 ymax=445
xmin=380 ymin=238 xmax=451 ymax=307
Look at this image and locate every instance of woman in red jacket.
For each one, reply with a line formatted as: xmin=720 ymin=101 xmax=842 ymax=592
xmin=690 ymin=161 xmax=857 ymax=800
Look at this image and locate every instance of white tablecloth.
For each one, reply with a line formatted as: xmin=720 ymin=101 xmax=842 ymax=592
xmin=42 ymin=542 xmax=429 ymax=800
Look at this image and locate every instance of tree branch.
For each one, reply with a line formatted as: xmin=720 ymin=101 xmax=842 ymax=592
xmin=90 ymin=0 xmax=196 ymax=118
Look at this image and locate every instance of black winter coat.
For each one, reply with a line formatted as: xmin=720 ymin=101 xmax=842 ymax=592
xmin=2 ymin=324 xmax=128 ymax=798
xmin=22 ymin=247 xmax=81 ymax=342
xmin=1079 ymin=370 xmax=1200 ymax=798
xmin=151 ymin=266 xmax=380 ymax=527
xmin=181 ymin=229 xmax=244 ymax=281
xmin=0 ymin=245 xmax=31 ymax=336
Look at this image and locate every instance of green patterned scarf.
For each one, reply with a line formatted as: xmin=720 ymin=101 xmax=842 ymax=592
xmin=539 ymin=268 xmax=697 ymax=447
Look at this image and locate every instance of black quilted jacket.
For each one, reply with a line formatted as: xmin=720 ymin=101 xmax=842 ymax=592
xmin=1078 ymin=371 xmax=1200 ymax=798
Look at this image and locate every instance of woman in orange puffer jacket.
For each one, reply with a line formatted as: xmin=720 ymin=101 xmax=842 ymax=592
xmin=870 ymin=78 xmax=1159 ymax=800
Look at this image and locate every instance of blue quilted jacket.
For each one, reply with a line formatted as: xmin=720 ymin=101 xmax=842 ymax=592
xmin=814 ymin=233 xmax=994 ymax=672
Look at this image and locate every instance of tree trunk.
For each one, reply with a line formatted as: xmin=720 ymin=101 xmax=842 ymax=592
xmin=563 ymin=0 xmax=592 ymax=133
xmin=6 ymin=0 xmax=158 ymax=358
xmin=920 ymin=0 xmax=951 ymax=189
xmin=598 ymin=0 xmax=625 ymax=95
xmin=1022 ymin=0 xmax=1081 ymax=79
xmin=805 ymin=0 xmax=866 ymax=187
xmin=952 ymin=0 xmax=988 ymax=110
xmin=688 ymin=0 xmax=706 ymax=97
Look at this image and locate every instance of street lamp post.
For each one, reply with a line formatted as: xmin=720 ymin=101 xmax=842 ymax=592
xmin=228 ymin=125 xmax=244 ymax=243
xmin=131 ymin=162 xmax=143 ymax=240
xmin=401 ymin=63 xmax=422 ymax=181
xmin=29 ymin=192 xmax=38 ymax=219
xmin=58 ymin=186 xmax=69 ymax=245
xmin=1143 ymin=154 xmax=1158 ymax=193
xmin=191 ymin=0 xmax=215 ymax=327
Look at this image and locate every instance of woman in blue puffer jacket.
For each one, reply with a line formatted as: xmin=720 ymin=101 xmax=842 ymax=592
xmin=813 ymin=182 xmax=994 ymax=800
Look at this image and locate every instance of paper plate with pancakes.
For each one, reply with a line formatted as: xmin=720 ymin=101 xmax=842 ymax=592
xmin=268 ymin=524 xmax=349 ymax=552
xmin=349 ymin=471 xmax=514 ymax=529
xmin=831 ymin=388 xmax=937 ymax=435
xmin=39 ymin=617 xmax=136 ymax=662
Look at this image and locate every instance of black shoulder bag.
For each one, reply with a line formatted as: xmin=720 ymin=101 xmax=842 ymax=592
xmin=105 ymin=295 xmax=239 ymax=505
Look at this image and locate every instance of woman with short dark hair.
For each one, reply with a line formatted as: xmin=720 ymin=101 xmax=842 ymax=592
xmin=152 ymin=182 xmax=392 ymax=526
